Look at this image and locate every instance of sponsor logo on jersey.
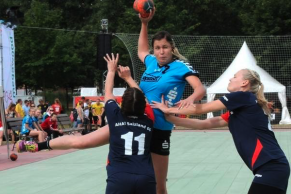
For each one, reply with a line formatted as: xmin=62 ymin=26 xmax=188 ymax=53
xmin=141 ymin=73 xmax=161 ymax=82
xmin=255 ymin=174 xmax=262 ymax=178
xmin=162 ymin=140 xmax=169 ymax=149
xmin=167 ymin=87 xmax=178 ymax=107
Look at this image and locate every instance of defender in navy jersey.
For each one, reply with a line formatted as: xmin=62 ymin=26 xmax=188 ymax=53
xmin=104 ymin=53 xmax=155 ymax=194
xmin=138 ymin=9 xmax=205 ymax=194
xmin=16 ymin=54 xmax=156 ymax=194
xmin=153 ymin=69 xmax=290 ymax=194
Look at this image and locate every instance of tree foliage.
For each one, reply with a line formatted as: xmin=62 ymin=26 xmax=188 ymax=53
xmin=0 ymin=0 xmax=290 ymax=91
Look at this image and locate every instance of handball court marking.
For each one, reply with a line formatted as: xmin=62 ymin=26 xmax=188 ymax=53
xmin=0 ymin=130 xmax=291 ymax=194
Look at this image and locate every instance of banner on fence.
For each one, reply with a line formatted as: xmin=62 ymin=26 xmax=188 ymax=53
xmin=1 ymin=24 xmax=16 ymax=109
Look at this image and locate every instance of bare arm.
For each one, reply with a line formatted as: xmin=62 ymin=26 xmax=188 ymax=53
xmin=118 ymin=65 xmax=150 ymax=104
xmin=104 ymin=53 xmax=119 ymax=103
xmin=138 ymin=9 xmax=155 ymax=63
xmin=33 ymin=122 xmax=41 ymax=131
xmin=117 ymin=66 xmax=141 ymax=89
xmin=77 ymin=107 xmax=83 ymax=121
xmin=25 ymin=123 xmax=34 ymax=131
xmin=152 ymin=99 xmax=226 ymax=115
xmin=49 ymin=125 xmax=110 ymax=150
xmin=165 ymin=115 xmax=227 ymax=129
xmin=176 ymin=76 xmax=206 ymax=109
xmin=185 ymin=76 xmax=205 ymax=102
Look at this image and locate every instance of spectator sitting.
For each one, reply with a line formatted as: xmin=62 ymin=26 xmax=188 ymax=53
xmin=51 ymin=98 xmax=62 ymax=115
xmin=22 ymin=100 xmax=30 ymax=116
xmin=15 ymin=99 xmax=25 ymax=117
xmin=42 ymin=107 xmax=54 ymax=122
xmin=33 ymin=109 xmax=48 ymax=139
xmin=5 ymin=103 xmax=17 ymax=118
xmin=5 ymin=103 xmax=17 ymax=143
xmin=41 ymin=113 xmax=63 ymax=139
xmin=21 ymin=108 xmax=45 ymax=142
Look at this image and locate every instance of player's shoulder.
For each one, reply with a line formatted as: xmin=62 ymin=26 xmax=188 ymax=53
xmin=172 ymin=59 xmax=198 ymax=73
xmin=145 ymin=54 xmax=157 ymax=65
xmin=227 ymin=91 xmax=254 ymax=99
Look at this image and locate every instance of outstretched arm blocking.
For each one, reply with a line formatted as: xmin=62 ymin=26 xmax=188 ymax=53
xmin=165 ymin=115 xmax=227 ymax=129
xmin=152 ymin=99 xmax=226 ymax=116
xmin=49 ymin=125 xmax=110 ymax=150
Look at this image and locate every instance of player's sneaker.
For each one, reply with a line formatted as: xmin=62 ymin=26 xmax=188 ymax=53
xmin=16 ymin=140 xmax=38 ymax=153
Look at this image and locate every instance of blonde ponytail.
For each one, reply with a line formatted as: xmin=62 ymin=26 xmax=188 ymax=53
xmin=172 ymin=47 xmax=187 ymax=62
xmin=242 ymin=69 xmax=271 ymax=117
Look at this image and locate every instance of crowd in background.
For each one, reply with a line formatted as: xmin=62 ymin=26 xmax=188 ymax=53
xmin=72 ymin=97 xmax=105 ymax=134
xmin=0 ymin=96 xmax=109 ymax=145
xmin=0 ymin=98 xmax=63 ymax=145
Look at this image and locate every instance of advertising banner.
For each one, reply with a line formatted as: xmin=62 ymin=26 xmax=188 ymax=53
xmin=1 ymin=24 xmax=16 ymax=108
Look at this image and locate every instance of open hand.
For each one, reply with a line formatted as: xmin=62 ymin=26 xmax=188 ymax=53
xmin=175 ymin=96 xmax=195 ymax=110
xmin=151 ymin=95 xmax=170 ymax=113
xmin=104 ymin=53 xmax=119 ymax=72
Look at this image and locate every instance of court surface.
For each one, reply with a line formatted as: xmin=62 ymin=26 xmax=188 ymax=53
xmin=0 ymin=130 xmax=291 ymax=194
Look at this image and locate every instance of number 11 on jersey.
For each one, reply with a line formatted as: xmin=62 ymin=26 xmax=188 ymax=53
xmin=121 ymin=132 xmax=145 ymax=155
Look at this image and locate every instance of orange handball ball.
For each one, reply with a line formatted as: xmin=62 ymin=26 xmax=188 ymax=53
xmin=10 ymin=153 xmax=18 ymax=161
xmin=133 ymin=0 xmax=154 ymax=18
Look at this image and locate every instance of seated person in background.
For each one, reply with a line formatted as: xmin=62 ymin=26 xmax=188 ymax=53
xmin=41 ymin=113 xmax=63 ymax=139
xmin=33 ymin=109 xmax=48 ymax=139
xmin=21 ymin=108 xmax=45 ymax=142
xmin=5 ymin=103 xmax=17 ymax=118
xmin=5 ymin=103 xmax=17 ymax=143
xmin=42 ymin=107 xmax=54 ymax=121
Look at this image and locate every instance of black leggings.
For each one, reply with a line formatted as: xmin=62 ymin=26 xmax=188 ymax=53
xmin=248 ymin=182 xmax=286 ymax=194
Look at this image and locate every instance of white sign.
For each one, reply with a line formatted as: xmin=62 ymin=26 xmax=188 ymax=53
xmin=1 ymin=24 xmax=16 ymax=108
xmin=81 ymin=88 xmax=98 ymax=96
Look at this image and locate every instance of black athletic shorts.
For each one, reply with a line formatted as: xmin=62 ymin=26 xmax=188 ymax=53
xmin=93 ymin=116 xmax=99 ymax=123
xmin=106 ymin=172 xmax=156 ymax=194
xmin=251 ymin=157 xmax=290 ymax=192
xmin=150 ymin=128 xmax=171 ymax=156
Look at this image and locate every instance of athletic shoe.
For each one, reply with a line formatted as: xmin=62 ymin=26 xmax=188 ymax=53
xmin=16 ymin=140 xmax=38 ymax=153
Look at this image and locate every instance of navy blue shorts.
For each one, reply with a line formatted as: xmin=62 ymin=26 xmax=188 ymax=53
xmin=106 ymin=172 xmax=156 ymax=194
xmin=253 ymin=157 xmax=290 ymax=191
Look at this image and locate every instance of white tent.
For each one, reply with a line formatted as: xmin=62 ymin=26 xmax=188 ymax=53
xmin=206 ymin=42 xmax=291 ymax=124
